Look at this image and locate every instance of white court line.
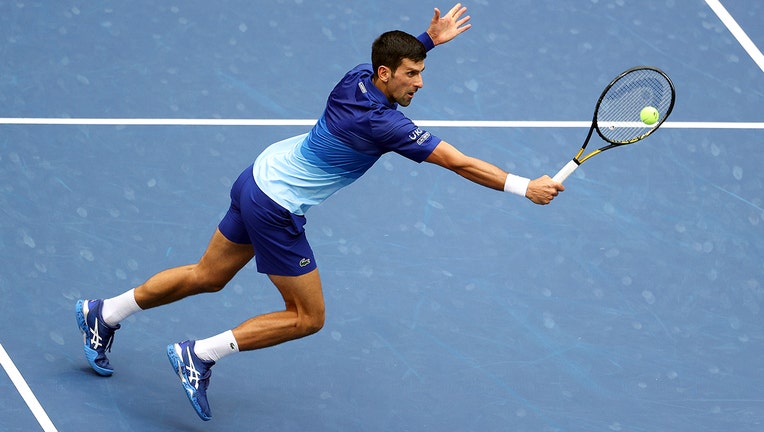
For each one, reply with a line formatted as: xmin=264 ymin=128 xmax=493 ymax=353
xmin=1 ymin=118 xmax=763 ymax=129
xmin=706 ymin=0 xmax=764 ymax=73
xmin=0 ymin=117 xmax=318 ymax=126
xmin=0 ymin=343 xmax=58 ymax=432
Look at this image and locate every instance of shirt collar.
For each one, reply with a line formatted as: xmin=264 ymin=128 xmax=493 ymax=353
xmin=362 ymin=74 xmax=397 ymax=109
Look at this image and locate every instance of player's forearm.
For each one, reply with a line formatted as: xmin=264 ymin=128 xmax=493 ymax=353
xmin=452 ymin=157 xmax=510 ymax=191
xmin=426 ymin=141 xmax=527 ymax=195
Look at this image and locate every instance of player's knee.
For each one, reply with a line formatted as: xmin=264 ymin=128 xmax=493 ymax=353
xmin=190 ymin=268 xmax=228 ymax=293
xmin=299 ymin=308 xmax=325 ymax=336
xmin=201 ymin=282 xmax=226 ymax=293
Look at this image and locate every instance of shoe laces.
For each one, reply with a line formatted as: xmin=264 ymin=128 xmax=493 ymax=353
xmin=98 ymin=321 xmax=119 ymax=353
xmin=103 ymin=332 xmax=115 ymax=353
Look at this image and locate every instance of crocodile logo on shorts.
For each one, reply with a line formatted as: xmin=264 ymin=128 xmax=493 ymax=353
xmin=299 ymin=258 xmax=311 ymax=267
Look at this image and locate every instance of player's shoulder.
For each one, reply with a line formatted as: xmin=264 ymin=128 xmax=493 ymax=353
xmin=344 ymin=63 xmax=373 ymax=80
xmin=368 ymin=107 xmax=419 ymax=140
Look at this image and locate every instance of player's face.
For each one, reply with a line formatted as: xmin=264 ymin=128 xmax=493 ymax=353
xmin=387 ymin=58 xmax=425 ymax=107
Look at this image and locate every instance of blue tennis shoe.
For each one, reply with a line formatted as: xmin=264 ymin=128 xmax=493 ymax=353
xmin=75 ymin=299 xmax=120 ymax=377
xmin=167 ymin=340 xmax=215 ymax=421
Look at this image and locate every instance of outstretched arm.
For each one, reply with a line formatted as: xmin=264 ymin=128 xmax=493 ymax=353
xmin=426 ymin=3 xmax=472 ymax=46
xmin=425 ymin=141 xmax=564 ymax=205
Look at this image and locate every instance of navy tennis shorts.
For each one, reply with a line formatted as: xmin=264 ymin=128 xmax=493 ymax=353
xmin=218 ymin=165 xmax=317 ymax=276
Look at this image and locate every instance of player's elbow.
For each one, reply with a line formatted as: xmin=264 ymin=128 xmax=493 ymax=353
xmin=426 ymin=142 xmax=471 ymax=172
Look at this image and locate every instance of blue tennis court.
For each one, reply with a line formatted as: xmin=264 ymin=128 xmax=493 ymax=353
xmin=1 ymin=1 xmax=762 ymax=431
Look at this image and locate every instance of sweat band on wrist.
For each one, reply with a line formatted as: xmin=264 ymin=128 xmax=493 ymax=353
xmin=416 ymin=32 xmax=435 ymax=51
xmin=503 ymin=173 xmax=530 ymax=197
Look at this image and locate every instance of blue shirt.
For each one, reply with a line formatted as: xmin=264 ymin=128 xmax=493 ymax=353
xmin=253 ymin=33 xmax=440 ymax=215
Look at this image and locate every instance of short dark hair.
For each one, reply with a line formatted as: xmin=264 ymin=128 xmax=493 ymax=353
xmin=371 ymin=30 xmax=427 ymax=78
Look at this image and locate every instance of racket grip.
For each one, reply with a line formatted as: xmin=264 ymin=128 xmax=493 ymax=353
xmin=552 ymin=160 xmax=579 ymax=183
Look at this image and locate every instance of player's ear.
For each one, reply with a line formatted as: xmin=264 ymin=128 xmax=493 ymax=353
xmin=377 ymin=65 xmax=391 ymax=83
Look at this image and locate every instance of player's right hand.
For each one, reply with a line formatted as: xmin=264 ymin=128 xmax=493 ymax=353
xmin=525 ymin=175 xmax=564 ymax=205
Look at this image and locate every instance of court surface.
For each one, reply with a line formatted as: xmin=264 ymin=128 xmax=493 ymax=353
xmin=1 ymin=1 xmax=762 ymax=431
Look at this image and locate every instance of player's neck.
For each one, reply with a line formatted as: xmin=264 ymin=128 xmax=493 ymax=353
xmin=371 ymin=76 xmax=394 ymax=104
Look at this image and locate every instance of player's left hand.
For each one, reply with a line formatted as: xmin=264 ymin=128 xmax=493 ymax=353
xmin=426 ymin=3 xmax=472 ymax=45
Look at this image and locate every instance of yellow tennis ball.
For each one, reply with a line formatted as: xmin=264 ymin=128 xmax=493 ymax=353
xmin=640 ymin=106 xmax=659 ymax=125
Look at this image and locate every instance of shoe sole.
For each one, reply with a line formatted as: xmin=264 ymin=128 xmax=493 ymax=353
xmin=75 ymin=299 xmax=114 ymax=377
xmin=167 ymin=344 xmax=212 ymax=421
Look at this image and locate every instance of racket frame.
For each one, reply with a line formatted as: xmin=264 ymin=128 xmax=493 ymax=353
xmin=552 ymin=66 xmax=676 ymax=183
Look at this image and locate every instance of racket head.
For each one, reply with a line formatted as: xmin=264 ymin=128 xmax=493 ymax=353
xmin=594 ymin=66 xmax=675 ymax=145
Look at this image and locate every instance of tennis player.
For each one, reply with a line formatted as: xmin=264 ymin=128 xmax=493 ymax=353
xmin=76 ymin=3 xmax=564 ymax=421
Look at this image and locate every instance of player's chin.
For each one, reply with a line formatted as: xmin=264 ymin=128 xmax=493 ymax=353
xmin=398 ymin=93 xmax=415 ymax=106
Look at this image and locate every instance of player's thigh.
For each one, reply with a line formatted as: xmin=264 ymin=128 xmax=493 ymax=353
xmin=269 ymin=269 xmax=325 ymax=320
xmin=197 ymin=229 xmax=255 ymax=286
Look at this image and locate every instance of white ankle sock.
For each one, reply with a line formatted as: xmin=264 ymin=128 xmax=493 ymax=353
xmin=193 ymin=330 xmax=239 ymax=362
xmin=101 ymin=289 xmax=142 ymax=327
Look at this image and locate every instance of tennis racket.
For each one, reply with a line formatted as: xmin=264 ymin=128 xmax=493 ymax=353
xmin=552 ymin=66 xmax=676 ymax=183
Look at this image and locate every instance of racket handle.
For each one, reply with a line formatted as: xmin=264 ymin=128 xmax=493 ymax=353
xmin=552 ymin=160 xmax=579 ymax=184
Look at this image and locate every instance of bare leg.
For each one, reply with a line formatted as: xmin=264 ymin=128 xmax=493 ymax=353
xmin=232 ymin=268 xmax=325 ymax=351
xmin=131 ymin=227 xmax=324 ymax=352
xmin=134 ymin=229 xmax=254 ymax=310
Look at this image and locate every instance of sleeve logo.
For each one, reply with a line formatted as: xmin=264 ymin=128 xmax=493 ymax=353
xmin=408 ymin=128 xmax=431 ymax=145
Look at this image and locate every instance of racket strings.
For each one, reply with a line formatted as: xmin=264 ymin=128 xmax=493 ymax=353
xmin=596 ymin=69 xmax=674 ymax=144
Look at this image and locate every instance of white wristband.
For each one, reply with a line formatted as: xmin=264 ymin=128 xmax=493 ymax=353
xmin=503 ymin=173 xmax=530 ymax=197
